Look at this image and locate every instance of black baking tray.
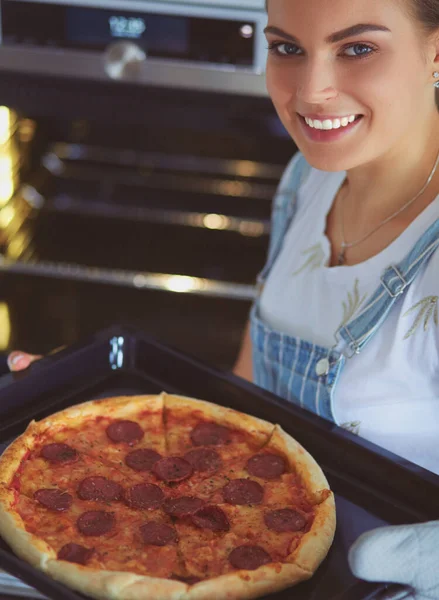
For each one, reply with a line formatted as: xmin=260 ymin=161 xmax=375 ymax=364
xmin=0 ymin=325 xmax=437 ymax=600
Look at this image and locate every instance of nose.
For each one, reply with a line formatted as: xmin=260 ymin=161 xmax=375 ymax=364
xmin=296 ymin=61 xmax=339 ymax=104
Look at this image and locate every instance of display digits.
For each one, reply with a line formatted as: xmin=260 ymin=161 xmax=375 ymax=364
xmin=109 ymin=16 xmax=146 ymax=39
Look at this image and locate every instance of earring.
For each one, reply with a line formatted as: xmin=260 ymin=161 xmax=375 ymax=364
xmin=434 ymin=72 xmax=439 ymax=88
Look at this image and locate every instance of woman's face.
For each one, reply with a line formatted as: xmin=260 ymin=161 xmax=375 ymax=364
xmin=265 ymin=0 xmax=438 ymax=171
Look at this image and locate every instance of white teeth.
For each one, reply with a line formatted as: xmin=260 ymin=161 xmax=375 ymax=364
xmin=304 ymin=115 xmax=359 ymax=130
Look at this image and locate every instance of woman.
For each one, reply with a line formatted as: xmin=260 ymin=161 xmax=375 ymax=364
xmin=8 ymin=0 xmax=439 ymax=597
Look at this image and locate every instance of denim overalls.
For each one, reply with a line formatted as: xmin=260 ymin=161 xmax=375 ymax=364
xmin=251 ymin=154 xmax=439 ymax=422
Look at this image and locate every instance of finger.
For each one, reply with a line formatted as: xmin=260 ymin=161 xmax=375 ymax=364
xmin=7 ymin=352 xmax=41 ymax=372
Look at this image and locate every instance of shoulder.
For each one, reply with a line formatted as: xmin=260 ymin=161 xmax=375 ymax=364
xmin=414 ymin=247 xmax=439 ymax=293
xmin=399 ymin=248 xmax=439 ymax=346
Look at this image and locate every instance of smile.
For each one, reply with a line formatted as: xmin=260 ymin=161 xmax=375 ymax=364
xmin=298 ymin=113 xmax=364 ymax=143
xmin=302 ymin=115 xmax=360 ymax=130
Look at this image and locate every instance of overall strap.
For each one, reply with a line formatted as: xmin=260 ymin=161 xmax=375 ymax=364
xmin=338 ymin=217 xmax=439 ymax=356
xmin=257 ymin=152 xmax=312 ymax=288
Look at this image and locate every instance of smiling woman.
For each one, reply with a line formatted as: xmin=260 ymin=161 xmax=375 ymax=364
xmin=250 ymin=0 xmax=439 ymax=464
xmin=226 ymin=0 xmax=439 ymax=595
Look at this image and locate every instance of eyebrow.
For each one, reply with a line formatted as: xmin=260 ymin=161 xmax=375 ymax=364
xmin=263 ymin=23 xmax=391 ymax=44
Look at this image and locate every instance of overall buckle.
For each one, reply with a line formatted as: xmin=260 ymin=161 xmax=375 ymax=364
xmin=380 ymin=265 xmax=408 ymax=298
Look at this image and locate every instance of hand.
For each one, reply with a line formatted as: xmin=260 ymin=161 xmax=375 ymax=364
xmin=7 ymin=351 xmax=41 ymax=372
xmin=349 ymin=521 xmax=439 ymax=600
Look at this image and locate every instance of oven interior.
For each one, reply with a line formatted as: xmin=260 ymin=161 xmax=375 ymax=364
xmin=0 ymin=71 xmax=295 ymax=368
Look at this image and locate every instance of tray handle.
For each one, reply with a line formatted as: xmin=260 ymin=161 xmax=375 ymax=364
xmin=333 ymin=583 xmax=412 ymax=600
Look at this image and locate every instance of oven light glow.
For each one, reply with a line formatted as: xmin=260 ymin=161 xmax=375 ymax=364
xmin=0 ymin=205 xmax=15 ymax=229
xmin=0 ymin=302 xmax=11 ymax=351
xmin=240 ymin=24 xmax=254 ymax=39
xmin=203 ymin=214 xmax=229 ymax=230
xmin=0 ymin=107 xmax=12 ymax=145
xmin=236 ymin=161 xmax=258 ymax=178
xmin=6 ymin=232 xmax=27 ymax=260
xmin=0 ymin=180 xmax=14 ymax=207
xmin=165 ymin=275 xmax=203 ymax=293
xmin=0 ymin=108 xmax=18 ymax=206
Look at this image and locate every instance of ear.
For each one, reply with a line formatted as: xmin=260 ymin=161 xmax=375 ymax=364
xmin=430 ymin=30 xmax=439 ymax=77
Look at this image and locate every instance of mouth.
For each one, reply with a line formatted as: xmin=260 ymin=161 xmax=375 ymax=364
xmin=297 ymin=113 xmax=364 ymax=143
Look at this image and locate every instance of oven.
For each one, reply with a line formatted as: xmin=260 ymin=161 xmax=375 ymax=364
xmin=0 ymin=0 xmax=295 ymax=369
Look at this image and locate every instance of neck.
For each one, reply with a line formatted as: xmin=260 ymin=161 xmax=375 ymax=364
xmin=342 ymin=113 xmax=439 ymax=221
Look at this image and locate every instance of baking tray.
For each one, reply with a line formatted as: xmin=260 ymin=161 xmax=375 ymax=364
xmin=0 ymin=325 xmax=437 ymax=600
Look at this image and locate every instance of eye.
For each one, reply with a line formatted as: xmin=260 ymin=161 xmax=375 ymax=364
xmin=267 ymin=42 xmax=302 ymax=57
xmin=342 ymin=43 xmax=376 ymax=58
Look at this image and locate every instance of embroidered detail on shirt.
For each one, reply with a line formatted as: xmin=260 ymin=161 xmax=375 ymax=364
xmin=340 ymin=421 xmax=361 ymax=436
xmin=403 ymin=296 xmax=439 ymax=340
xmin=339 ymin=279 xmax=368 ymax=329
xmin=292 ymin=243 xmax=325 ymax=276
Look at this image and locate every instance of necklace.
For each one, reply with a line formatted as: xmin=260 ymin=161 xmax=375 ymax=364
xmin=337 ymin=147 xmax=439 ymax=266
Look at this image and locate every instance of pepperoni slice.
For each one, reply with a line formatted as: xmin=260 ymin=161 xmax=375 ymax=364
xmin=40 ymin=443 xmax=78 ymax=464
xmin=190 ymin=423 xmax=230 ymax=447
xmin=264 ymin=509 xmax=307 ymax=533
xmin=246 ymin=454 xmax=286 ymax=480
xmin=106 ymin=420 xmax=143 ymax=444
xmin=222 ymin=479 xmax=264 ymax=506
xmin=191 ymin=506 xmax=230 ymax=532
xmin=124 ymin=483 xmax=164 ymax=510
xmin=77 ymin=477 xmax=123 ymax=502
xmin=57 ymin=543 xmax=94 ymax=565
xmin=77 ymin=511 xmax=115 ymax=536
xmin=163 ymin=496 xmax=205 ymax=518
xmin=229 ymin=545 xmax=272 ymax=571
xmin=34 ymin=489 xmax=73 ymax=512
xmin=125 ymin=449 xmax=161 ymax=472
xmin=184 ymin=448 xmax=222 ymax=473
xmin=153 ymin=457 xmax=193 ymax=483
xmin=140 ymin=522 xmax=178 ymax=546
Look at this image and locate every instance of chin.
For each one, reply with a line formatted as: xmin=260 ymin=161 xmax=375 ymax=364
xmin=293 ymin=145 xmax=354 ymax=173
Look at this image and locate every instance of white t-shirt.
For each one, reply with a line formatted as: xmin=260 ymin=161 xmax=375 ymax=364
xmin=259 ymin=163 xmax=439 ymax=475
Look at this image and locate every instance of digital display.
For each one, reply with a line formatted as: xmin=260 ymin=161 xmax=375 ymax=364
xmin=66 ymin=8 xmax=190 ymax=54
xmin=108 ymin=16 xmax=146 ymax=40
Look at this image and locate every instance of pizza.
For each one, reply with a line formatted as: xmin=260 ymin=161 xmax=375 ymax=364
xmin=0 ymin=393 xmax=336 ymax=600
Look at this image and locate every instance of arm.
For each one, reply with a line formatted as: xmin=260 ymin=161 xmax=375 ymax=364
xmin=232 ymin=320 xmax=253 ymax=382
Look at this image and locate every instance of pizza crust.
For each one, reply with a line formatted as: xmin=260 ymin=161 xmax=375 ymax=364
xmin=0 ymin=485 xmax=55 ymax=570
xmin=31 ymin=394 xmax=166 ymax=436
xmin=184 ymin=563 xmax=311 ymax=600
xmin=269 ymin=426 xmax=336 ymax=572
xmin=0 ymin=421 xmax=39 ymax=486
xmin=163 ymin=394 xmax=275 ymax=443
xmin=46 ymin=560 xmax=188 ymax=600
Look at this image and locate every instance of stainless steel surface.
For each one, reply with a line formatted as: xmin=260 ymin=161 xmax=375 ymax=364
xmin=0 ymin=256 xmax=258 ymax=300
xmin=0 ymin=574 xmax=46 ymax=599
xmin=0 ymin=46 xmax=267 ymax=96
xmin=375 ymin=585 xmax=412 ymax=600
xmin=0 ymin=0 xmax=268 ymax=95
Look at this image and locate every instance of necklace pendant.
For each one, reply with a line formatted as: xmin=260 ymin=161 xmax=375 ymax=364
xmin=337 ymin=248 xmax=346 ymax=266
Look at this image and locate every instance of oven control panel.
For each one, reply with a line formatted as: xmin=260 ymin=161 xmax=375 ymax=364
xmin=0 ymin=0 xmax=269 ymax=95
